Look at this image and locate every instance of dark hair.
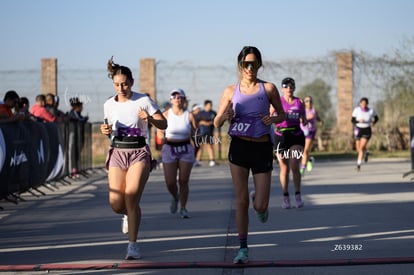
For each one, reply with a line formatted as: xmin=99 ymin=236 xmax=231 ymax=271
xmin=18 ymin=97 xmax=29 ymax=108
xmin=35 ymin=94 xmax=46 ymax=102
xmin=360 ymin=97 xmax=369 ymax=104
xmin=204 ymin=100 xmax=212 ymax=106
xmin=3 ymin=90 xmax=19 ymax=101
xmin=107 ymin=56 xmax=134 ymax=82
xmin=237 ymin=46 xmax=263 ymax=68
xmin=45 ymin=93 xmax=55 ymax=101
xmin=305 ymin=95 xmax=313 ymax=102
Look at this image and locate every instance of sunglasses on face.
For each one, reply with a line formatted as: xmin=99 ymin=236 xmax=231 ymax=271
xmin=170 ymin=95 xmax=184 ymax=100
xmin=240 ymin=60 xmax=260 ymax=70
xmin=282 ymin=84 xmax=295 ymax=89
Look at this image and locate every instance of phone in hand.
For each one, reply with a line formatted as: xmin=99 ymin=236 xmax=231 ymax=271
xmin=104 ymin=118 xmax=110 ymax=137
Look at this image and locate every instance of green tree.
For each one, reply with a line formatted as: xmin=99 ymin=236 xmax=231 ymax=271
xmin=296 ymin=78 xmax=335 ymax=128
xmin=384 ymin=77 xmax=414 ymax=127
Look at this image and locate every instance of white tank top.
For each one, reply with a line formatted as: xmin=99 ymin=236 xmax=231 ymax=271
xmin=165 ymin=109 xmax=191 ymax=140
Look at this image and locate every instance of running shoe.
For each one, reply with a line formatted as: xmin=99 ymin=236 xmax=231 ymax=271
xmin=233 ymin=248 xmax=249 ymax=264
xmin=250 ymin=191 xmax=268 ymax=223
xmin=180 ymin=207 xmax=190 ymax=218
xmin=282 ymin=195 xmax=291 ymax=209
xmin=364 ymin=151 xmax=369 ymax=163
xmin=122 ymin=215 xmax=128 ymax=234
xmin=356 ymin=165 xmax=361 ymax=172
xmin=256 ymin=210 xmax=269 ymax=223
xmin=306 ymin=158 xmax=313 ymax=172
xmin=295 ymin=194 xmax=304 ymax=208
xmin=125 ymin=242 xmax=141 ymax=260
xmin=209 ymin=160 xmax=216 ymax=167
xmin=170 ymin=195 xmax=179 ymax=214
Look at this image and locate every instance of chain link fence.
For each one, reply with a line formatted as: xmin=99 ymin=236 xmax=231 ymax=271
xmin=1 ymin=51 xmax=412 ymax=153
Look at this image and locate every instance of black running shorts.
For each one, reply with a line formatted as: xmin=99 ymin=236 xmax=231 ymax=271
xmin=228 ymin=136 xmax=273 ymax=174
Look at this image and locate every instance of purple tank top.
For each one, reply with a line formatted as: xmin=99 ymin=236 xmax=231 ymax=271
xmin=302 ymin=108 xmax=317 ymax=131
xmin=275 ymin=96 xmax=304 ymax=129
xmin=228 ymin=82 xmax=270 ymax=138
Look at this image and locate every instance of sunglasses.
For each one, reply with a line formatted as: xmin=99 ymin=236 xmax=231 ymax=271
xmin=282 ymin=83 xmax=295 ymax=89
xmin=170 ymin=94 xmax=185 ymax=100
xmin=240 ymin=60 xmax=260 ymax=70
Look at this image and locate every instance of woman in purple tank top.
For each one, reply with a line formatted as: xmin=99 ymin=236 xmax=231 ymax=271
xmin=214 ymin=46 xmax=286 ymax=264
xmin=300 ymin=96 xmax=323 ymax=175
xmin=272 ymin=77 xmax=307 ymax=210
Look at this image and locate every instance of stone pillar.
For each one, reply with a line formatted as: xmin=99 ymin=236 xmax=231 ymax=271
xmin=41 ymin=58 xmax=58 ymax=95
xmin=336 ymin=52 xmax=353 ymax=135
xmin=139 ymin=58 xmax=157 ymax=151
xmin=139 ymin=58 xmax=156 ymax=100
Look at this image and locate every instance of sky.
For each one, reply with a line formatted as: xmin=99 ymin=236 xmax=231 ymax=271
xmin=1 ymin=0 xmax=414 ymax=70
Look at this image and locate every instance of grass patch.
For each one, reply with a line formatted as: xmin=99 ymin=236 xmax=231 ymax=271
xmin=93 ymin=155 xmax=106 ymax=167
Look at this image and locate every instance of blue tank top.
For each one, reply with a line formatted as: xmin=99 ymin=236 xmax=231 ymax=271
xmin=228 ymin=82 xmax=270 ymax=138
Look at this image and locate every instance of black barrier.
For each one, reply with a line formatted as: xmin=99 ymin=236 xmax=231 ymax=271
xmin=0 ymin=120 xmax=92 ymax=199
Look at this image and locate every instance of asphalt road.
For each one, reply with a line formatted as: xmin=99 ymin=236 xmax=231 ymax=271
xmin=1 ymin=157 xmax=414 ymax=274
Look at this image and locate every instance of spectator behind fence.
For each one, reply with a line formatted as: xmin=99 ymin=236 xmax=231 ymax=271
xmin=17 ymin=97 xmax=31 ymax=116
xmin=46 ymin=93 xmax=68 ymax=121
xmin=30 ymin=94 xmax=60 ymax=122
xmin=66 ymin=97 xmax=88 ymax=179
xmin=68 ymin=97 xmax=88 ymax=122
xmin=0 ymin=90 xmax=26 ymax=123
xmin=195 ymin=99 xmax=217 ymax=167
xmin=191 ymin=103 xmax=202 ymax=166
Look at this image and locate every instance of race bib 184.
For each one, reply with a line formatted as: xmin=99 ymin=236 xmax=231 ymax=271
xmin=170 ymin=144 xmax=189 ymax=157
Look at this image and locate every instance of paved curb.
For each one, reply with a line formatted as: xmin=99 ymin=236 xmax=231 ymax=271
xmin=1 ymin=257 xmax=414 ymax=271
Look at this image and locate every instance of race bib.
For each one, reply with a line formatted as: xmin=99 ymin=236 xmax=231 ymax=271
xmin=228 ymin=117 xmax=255 ymax=137
xmin=170 ymin=144 xmax=189 ymax=157
xmin=286 ymin=110 xmax=301 ymax=123
xmin=118 ymin=127 xmax=142 ymax=137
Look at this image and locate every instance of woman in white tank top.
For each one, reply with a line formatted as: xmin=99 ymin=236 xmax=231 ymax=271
xmin=158 ymin=88 xmax=197 ymax=218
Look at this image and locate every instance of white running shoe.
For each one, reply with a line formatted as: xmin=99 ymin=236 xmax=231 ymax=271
xmin=209 ymin=160 xmax=216 ymax=167
xmin=125 ymin=242 xmax=141 ymax=260
xmin=180 ymin=208 xmax=190 ymax=218
xmin=122 ymin=215 xmax=128 ymax=234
